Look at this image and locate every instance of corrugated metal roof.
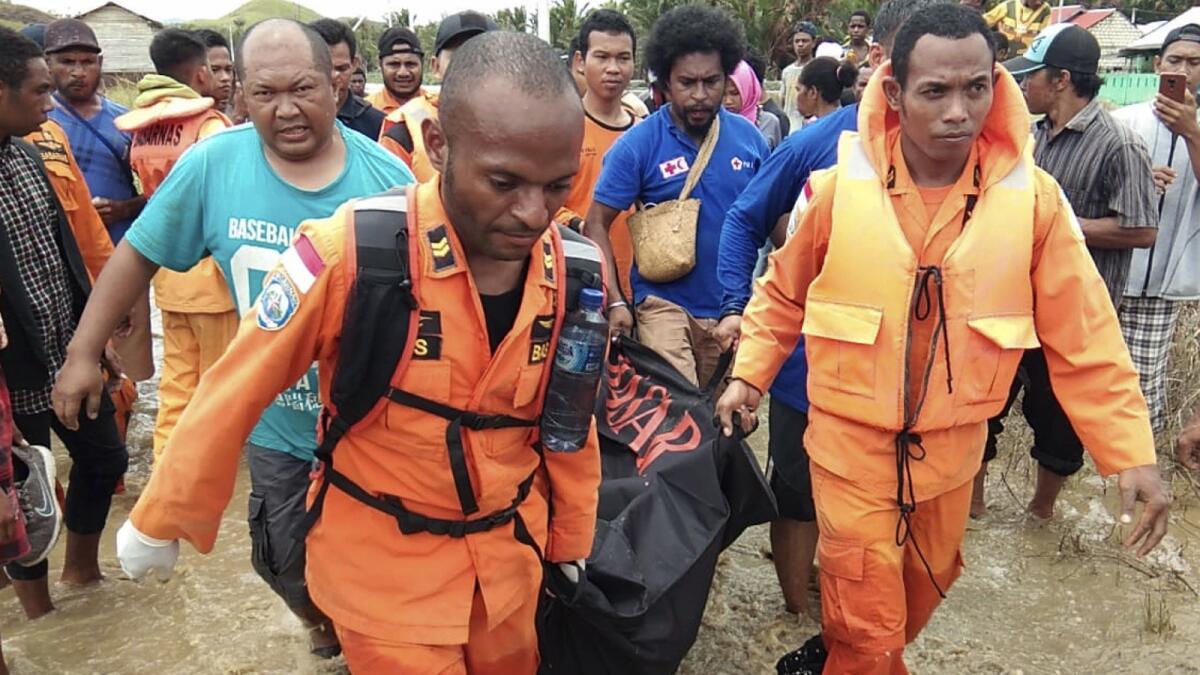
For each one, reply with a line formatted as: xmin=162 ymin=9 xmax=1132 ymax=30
xmin=1126 ymin=7 xmax=1200 ymax=53
xmin=1072 ymin=9 xmax=1116 ymax=30
xmin=75 ymin=2 xmax=162 ymax=29
xmin=1051 ymin=6 xmax=1117 ymax=30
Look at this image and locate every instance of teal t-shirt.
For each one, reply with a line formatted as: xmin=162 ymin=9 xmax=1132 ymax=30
xmin=125 ymin=121 xmax=414 ymax=460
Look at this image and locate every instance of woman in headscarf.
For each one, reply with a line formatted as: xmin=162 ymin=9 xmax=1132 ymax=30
xmin=723 ymin=60 xmax=783 ymax=149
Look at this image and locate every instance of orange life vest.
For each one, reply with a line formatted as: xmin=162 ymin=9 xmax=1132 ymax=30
xmin=379 ymin=94 xmax=440 ymax=183
xmin=119 ymin=99 xmax=229 ymax=195
xmin=802 ymin=132 xmax=1040 ymax=434
xmin=117 ymin=97 xmax=233 ymax=313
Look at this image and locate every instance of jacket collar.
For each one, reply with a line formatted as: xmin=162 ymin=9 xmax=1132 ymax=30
xmin=338 ymin=94 xmax=371 ymax=120
xmin=1037 ymin=96 xmax=1102 ymax=135
xmin=858 ymin=61 xmax=1030 ymax=193
xmin=416 ymin=181 xmax=558 ymax=290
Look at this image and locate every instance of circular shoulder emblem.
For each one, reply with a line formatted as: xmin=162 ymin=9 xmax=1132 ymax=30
xmin=256 ymin=273 xmax=300 ymax=331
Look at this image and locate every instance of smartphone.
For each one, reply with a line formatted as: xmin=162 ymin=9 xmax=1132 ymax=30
xmin=1160 ymin=73 xmax=1187 ymax=103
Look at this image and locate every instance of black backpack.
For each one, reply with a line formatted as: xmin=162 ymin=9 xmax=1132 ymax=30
xmin=295 ymin=188 xmax=605 ymax=547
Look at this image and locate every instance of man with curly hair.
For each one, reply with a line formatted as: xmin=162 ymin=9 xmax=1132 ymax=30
xmin=585 ymin=4 xmax=769 ymax=390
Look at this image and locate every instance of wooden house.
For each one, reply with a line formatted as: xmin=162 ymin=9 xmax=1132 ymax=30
xmin=1051 ymin=6 xmax=1141 ymax=72
xmin=76 ymin=2 xmax=162 ymax=75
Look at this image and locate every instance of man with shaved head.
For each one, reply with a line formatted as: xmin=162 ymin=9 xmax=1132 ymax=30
xmin=63 ymin=30 xmax=600 ymax=672
xmin=52 ymin=17 xmax=414 ymax=658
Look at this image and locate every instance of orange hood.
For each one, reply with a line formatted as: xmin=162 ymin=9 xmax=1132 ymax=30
xmin=856 ymin=61 xmax=1032 ymax=191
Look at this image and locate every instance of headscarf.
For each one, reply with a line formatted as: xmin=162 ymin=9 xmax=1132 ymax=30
xmin=728 ymin=60 xmax=762 ymax=125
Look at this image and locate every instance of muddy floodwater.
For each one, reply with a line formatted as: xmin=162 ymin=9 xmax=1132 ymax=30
xmin=2 ymin=317 xmax=1198 ymax=674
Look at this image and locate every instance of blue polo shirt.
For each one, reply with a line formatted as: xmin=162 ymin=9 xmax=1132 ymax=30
xmin=593 ymin=107 xmax=769 ymax=319
xmin=717 ymin=103 xmax=859 ymax=412
xmin=49 ymin=96 xmax=137 ymax=242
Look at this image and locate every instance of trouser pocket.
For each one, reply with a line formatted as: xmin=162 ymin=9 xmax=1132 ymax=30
xmin=248 ymin=493 xmax=276 ymax=585
xmin=818 ymin=534 xmax=905 ymax=654
xmin=249 ymin=490 xmax=313 ymax=611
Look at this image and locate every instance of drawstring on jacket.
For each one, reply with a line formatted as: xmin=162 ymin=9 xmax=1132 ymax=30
xmin=893 ymin=264 xmax=957 ymax=600
xmin=888 ymin=169 xmax=979 ymax=599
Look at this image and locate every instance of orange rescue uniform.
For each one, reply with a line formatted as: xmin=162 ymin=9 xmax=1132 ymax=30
xmin=735 ymin=66 xmax=1155 ymax=674
xmin=378 ymin=91 xmax=440 ymax=183
xmin=116 ymin=84 xmax=238 ymax=456
xmin=24 ymin=121 xmax=113 ymax=281
xmin=130 ymin=181 xmax=603 ymax=673
xmin=366 ymin=86 xmax=425 ymax=116
xmin=560 ymin=110 xmax=639 ymax=301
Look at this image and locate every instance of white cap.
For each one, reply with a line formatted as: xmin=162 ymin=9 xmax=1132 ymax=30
xmin=815 ymin=42 xmax=845 ymax=60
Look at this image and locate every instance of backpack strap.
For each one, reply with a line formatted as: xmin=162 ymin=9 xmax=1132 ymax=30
xmin=294 ymin=188 xmax=419 ymax=539
xmin=559 ymin=225 xmax=605 ymax=312
xmin=382 ymin=121 xmax=416 ymax=155
xmin=319 ymin=188 xmax=419 ymax=458
xmin=295 ymin=212 xmax=607 ymax=544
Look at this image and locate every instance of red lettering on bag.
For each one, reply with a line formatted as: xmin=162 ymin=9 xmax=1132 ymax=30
xmin=604 ymin=354 xmax=702 ymax=473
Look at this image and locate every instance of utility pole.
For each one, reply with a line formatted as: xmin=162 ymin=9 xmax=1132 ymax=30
xmin=537 ymin=0 xmax=550 ymax=42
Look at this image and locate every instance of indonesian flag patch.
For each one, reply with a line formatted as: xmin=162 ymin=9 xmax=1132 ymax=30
xmin=279 ymin=234 xmax=324 ymax=294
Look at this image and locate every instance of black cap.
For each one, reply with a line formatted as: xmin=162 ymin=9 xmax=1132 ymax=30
xmin=1002 ymin=24 xmax=1099 ymax=76
xmin=44 ymin=18 xmax=101 ymax=54
xmin=19 ymin=24 xmax=46 ymax=50
xmin=378 ymin=27 xmax=423 ymax=59
xmin=794 ymin=21 xmax=819 ymax=39
xmin=434 ymin=11 xmax=497 ymax=56
xmin=1162 ymin=23 xmax=1200 ymax=55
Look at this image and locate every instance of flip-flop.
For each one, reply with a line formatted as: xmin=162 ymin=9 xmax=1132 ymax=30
xmin=308 ymin=623 xmax=342 ymax=659
xmin=776 ymin=634 xmax=827 ymax=675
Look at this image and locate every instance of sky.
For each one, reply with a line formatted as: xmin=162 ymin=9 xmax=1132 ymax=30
xmin=32 ymin=0 xmax=529 ymax=24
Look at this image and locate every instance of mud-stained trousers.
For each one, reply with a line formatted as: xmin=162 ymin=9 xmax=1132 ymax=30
xmin=153 ymin=309 xmax=239 ymax=457
xmin=811 ymin=462 xmax=973 ymax=675
xmin=334 ymin=586 xmax=539 ymax=674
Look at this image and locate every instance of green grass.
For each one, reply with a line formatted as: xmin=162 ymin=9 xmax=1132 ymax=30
xmin=104 ymin=78 xmax=140 ymax=108
xmin=0 ymin=2 xmax=56 ymax=27
xmin=188 ymin=0 xmax=320 ymax=30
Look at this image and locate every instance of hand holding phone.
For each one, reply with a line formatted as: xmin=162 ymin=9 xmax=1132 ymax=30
xmin=1155 ymin=73 xmax=1198 ymax=138
xmin=1160 ymin=73 xmax=1187 ymax=103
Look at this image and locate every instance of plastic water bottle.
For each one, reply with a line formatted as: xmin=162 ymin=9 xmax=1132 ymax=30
xmin=542 ymin=288 xmax=609 ymax=452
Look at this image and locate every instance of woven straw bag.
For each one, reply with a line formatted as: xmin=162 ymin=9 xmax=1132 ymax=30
xmin=627 ymin=115 xmax=721 ymax=283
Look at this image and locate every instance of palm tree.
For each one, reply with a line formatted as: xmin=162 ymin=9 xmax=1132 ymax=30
xmin=495 ymin=6 xmax=534 ymax=32
xmin=619 ymin=0 xmax=689 ymax=39
xmin=550 ymin=0 xmax=592 ymax=50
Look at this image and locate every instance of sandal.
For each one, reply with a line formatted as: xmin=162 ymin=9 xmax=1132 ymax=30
xmin=776 ymin=634 xmax=827 ymax=675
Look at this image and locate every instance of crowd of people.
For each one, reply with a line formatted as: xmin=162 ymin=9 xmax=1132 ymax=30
xmin=0 ymin=0 xmax=1194 ymax=672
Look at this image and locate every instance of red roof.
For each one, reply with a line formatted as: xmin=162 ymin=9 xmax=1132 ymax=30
xmin=1050 ymin=5 xmax=1083 ymax=23
xmin=1051 ymin=6 xmax=1116 ymax=30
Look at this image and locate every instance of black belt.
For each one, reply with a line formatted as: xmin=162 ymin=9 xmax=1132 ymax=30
xmin=327 ymin=465 xmax=536 ymax=538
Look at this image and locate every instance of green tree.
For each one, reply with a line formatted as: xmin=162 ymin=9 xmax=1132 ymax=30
xmin=494 ymin=6 xmax=533 ymax=32
xmin=618 ymin=0 xmax=689 ymax=40
xmin=550 ymin=0 xmax=591 ymax=50
xmin=385 ymin=9 xmax=411 ymax=27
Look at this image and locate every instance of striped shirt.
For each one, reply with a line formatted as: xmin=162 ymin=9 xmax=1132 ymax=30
xmin=1033 ymin=97 xmax=1158 ymax=307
